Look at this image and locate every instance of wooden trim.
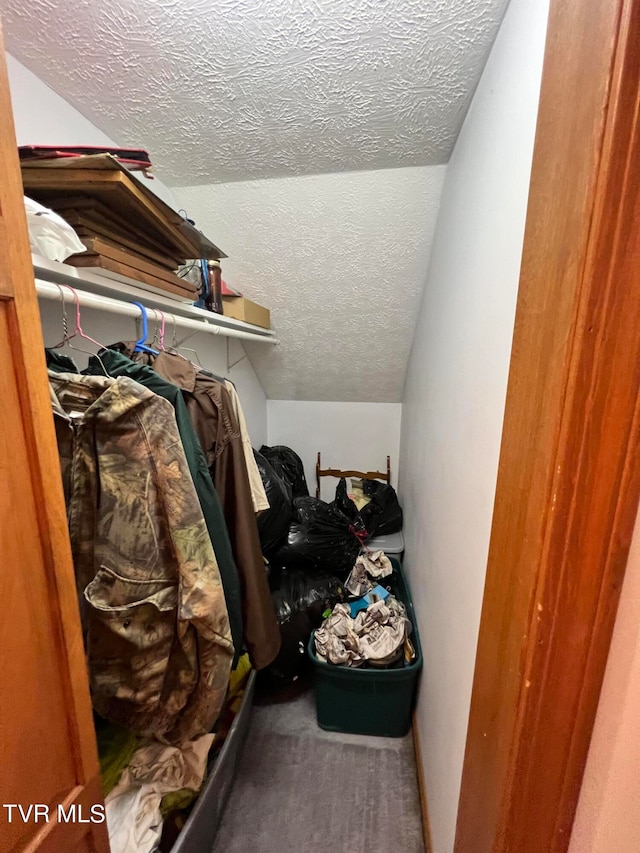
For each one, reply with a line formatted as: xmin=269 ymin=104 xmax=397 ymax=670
xmin=24 ymin=774 xmax=106 ymax=853
xmin=0 ymin=25 xmax=102 ymax=787
xmin=455 ymin=0 xmax=640 ymax=850
xmin=315 ymin=451 xmax=392 ymax=499
xmin=0 ymin=26 xmax=109 ymax=852
xmin=412 ymin=713 xmax=433 ymax=853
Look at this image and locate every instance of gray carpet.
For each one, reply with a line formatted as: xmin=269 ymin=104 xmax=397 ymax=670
xmin=212 ymin=690 xmax=425 ymax=853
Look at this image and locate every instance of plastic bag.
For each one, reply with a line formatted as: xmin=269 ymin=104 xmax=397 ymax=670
xmin=24 ymin=196 xmax=86 ymax=262
xmin=272 ymin=572 xmax=344 ymax=625
xmin=274 ymin=496 xmax=366 ymax=577
xmin=333 ymin=477 xmax=403 ymax=538
xmin=264 ymin=572 xmax=344 ymax=685
xmin=253 ymin=450 xmax=292 ymax=557
xmin=259 ymin=445 xmax=309 ymax=499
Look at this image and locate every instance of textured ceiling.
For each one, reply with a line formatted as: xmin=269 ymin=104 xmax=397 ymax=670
xmin=3 ymin=0 xmax=508 ymax=185
xmin=175 ymin=166 xmax=446 ymax=401
xmin=4 ymin=0 xmax=507 ymax=403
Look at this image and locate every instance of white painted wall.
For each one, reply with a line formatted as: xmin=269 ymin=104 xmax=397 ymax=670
xmin=6 ymin=52 xmax=177 ymax=209
xmin=38 ymin=300 xmax=268 ymax=446
xmin=267 ymin=401 xmax=401 ymax=502
xmin=397 ymin=0 xmax=550 ymax=850
xmin=173 ymin=166 xmax=446 ymax=404
xmin=569 ymin=501 xmax=640 ymax=853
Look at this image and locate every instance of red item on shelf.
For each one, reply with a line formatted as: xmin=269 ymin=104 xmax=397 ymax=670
xmin=18 ymin=145 xmax=153 ymax=172
xmin=220 ymin=279 xmax=241 ymax=296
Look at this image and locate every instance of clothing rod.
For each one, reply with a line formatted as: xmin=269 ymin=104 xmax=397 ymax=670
xmin=35 ymin=279 xmax=280 ymax=346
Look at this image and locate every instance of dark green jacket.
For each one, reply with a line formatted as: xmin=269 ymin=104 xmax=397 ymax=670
xmin=46 ymin=348 xmax=244 ymax=658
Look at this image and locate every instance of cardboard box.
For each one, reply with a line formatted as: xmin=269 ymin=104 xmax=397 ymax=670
xmin=222 ymin=295 xmax=270 ymax=329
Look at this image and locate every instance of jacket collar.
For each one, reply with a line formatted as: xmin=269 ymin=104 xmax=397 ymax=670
xmin=108 ymin=342 xmax=199 ymax=393
xmin=86 ymin=348 xmax=134 ymax=376
xmin=46 ymin=349 xmax=80 ymax=373
xmin=49 ymin=372 xmax=153 ymax=423
xmin=152 ymin=351 xmax=199 ymax=392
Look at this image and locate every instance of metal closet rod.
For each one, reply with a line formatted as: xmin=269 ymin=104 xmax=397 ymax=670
xmin=35 ymin=279 xmax=279 ymax=346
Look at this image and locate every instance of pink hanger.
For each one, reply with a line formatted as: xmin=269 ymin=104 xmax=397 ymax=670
xmin=65 ymin=285 xmax=105 ymax=350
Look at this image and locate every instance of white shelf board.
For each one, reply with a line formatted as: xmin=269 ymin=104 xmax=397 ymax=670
xmin=32 ymin=254 xmax=275 ymax=340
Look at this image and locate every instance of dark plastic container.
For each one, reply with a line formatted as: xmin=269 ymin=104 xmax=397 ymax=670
xmin=170 ymin=670 xmax=256 ymax=852
xmin=307 ymin=559 xmax=422 ymax=738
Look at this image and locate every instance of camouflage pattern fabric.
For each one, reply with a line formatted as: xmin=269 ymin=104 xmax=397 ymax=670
xmin=115 ymin=344 xmax=281 ymax=671
xmin=49 ymin=371 xmax=233 ymax=742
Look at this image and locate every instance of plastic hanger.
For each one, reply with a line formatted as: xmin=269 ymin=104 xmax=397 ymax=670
xmin=151 ymin=309 xmax=166 ymax=351
xmin=62 ymin=285 xmax=109 ymax=376
xmin=132 ymin=301 xmax=159 ymax=355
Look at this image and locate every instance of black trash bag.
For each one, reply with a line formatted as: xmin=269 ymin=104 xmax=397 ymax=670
xmin=333 ymin=477 xmax=403 ymax=538
xmin=273 ymin=571 xmax=344 ymax=624
xmin=253 ymin=450 xmax=293 ymax=557
xmin=262 ymin=572 xmax=344 ymax=687
xmin=273 ymin=496 xmax=367 ymax=577
xmin=259 ymin=444 xmax=309 ymax=499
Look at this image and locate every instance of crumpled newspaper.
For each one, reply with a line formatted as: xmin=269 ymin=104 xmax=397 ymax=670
xmin=315 ymin=596 xmax=410 ymax=667
xmin=345 ymin=550 xmax=393 ymax=596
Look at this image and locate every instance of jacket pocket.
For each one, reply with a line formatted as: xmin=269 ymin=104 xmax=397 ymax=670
xmin=84 ymin=565 xmax=183 ymax=722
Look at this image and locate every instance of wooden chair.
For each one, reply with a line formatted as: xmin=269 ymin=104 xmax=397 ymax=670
xmin=315 ymin=452 xmax=391 ymax=499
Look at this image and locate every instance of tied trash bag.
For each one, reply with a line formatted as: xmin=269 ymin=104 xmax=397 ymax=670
xmin=259 ymin=445 xmax=309 ymax=500
xmin=274 ymin=497 xmax=367 ymax=577
xmin=262 ymin=572 xmax=344 ymax=687
xmin=253 ymin=450 xmax=292 ymax=557
xmin=333 ymin=477 xmax=403 ymax=538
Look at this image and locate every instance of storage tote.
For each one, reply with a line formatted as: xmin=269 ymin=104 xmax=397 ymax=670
xmin=308 ymin=559 xmax=422 ymax=738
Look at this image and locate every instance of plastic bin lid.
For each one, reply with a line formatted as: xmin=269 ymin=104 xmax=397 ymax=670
xmin=366 ymin=529 xmax=405 ymax=554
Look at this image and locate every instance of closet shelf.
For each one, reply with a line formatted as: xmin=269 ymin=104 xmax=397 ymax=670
xmin=33 ymin=254 xmax=279 ymax=345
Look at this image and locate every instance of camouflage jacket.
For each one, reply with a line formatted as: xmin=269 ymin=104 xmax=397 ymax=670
xmin=114 ymin=344 xmax=281 ymax=671
xmin=49 ymin=371 xmax=233 ymax=742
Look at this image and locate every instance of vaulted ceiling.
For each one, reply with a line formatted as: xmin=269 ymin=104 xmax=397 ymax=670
xmin=3 ymin=0 xmax=508 ymax=185
xmin=3 ymin=0 xmax=509 ymax=402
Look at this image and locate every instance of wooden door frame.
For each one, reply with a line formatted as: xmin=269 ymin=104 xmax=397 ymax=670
xmin=455 ymin=0 xmax=640 ymax=849
xmin=0 ymin=26 xmax=109 ymax=852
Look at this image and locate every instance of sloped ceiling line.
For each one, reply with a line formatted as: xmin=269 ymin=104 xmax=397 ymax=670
xmin=3 ymin=0 xmax=508 ymax=185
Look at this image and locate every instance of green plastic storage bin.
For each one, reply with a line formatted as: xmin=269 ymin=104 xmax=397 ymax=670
xmin=308 ymin=558 xmax=422 ymax=738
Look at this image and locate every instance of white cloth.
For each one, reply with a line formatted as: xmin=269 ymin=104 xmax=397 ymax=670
xmin=24 ymin=195 xmax=86 ymax=261
xmin=105 ymin=735 xmax=214 ymax=853
xmin=224 ymin=380 xmax=269 ymax=513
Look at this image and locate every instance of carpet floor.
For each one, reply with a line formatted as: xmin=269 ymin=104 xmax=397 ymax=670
xmin=212 ymin=689 xmax=425 ymax=853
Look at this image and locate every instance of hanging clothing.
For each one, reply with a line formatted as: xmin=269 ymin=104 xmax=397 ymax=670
xmin=78 ymin=348 xmax=244 ymax=658
xmin=224 ymin=379 xmax=269 ymax=513
xmin=47 ymin=348 xmax=243 ymax=657
xmin=49 ymin=371 xmax=233 ymax=741
xmin=46 ymin=349 xmax=82 ymax=372
xmin=118 ymin=346 xmax=281 ymax=670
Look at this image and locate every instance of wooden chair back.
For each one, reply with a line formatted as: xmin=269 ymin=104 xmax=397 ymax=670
xmin=315 ymin=451 xmax=391 ymax=499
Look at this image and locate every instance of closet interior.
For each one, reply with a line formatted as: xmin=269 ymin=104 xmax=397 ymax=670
xmin=0 ymin=1 xmax=557 ymax=852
